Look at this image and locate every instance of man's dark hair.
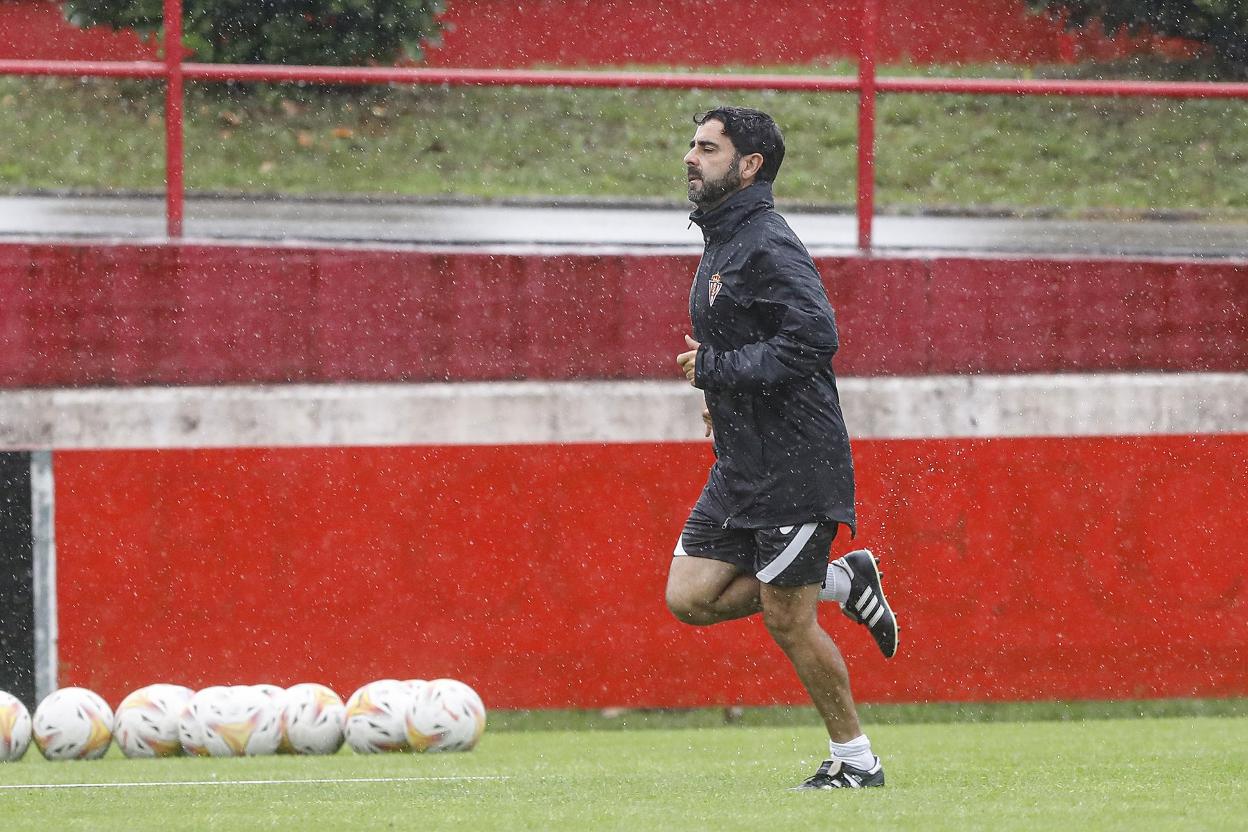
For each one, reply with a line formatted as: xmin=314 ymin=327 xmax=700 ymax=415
xmin=693 ymin=106 xmax=786 ymax=183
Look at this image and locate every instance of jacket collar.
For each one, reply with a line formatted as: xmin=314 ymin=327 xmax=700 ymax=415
xmin=688 ymin=181 xmax=773 ymax=243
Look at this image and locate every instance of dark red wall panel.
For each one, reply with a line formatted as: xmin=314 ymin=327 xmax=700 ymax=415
xmin=52 ymin=434 xmax=1248 ymax=708
xmin=2 ymin=242 xmax=1246 ymax=386
xmin=313 ymin=249 xmax=431 ymax=381
xmin=77 ymin=245 xmax=175 ymax=385
xmin=0 ymin=245 xmax=33 ymax=382
xmin=928 ymin=257 xmax=1047 ymax=373
xmin=171 ymin=246 xmax=320 ymax=384
xmin=827 ymin=256 xmax=931 ymax=376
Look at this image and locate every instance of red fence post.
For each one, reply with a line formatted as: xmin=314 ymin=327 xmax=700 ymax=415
xmin=163 ymin=0 xmax=184 ymax=238
xmin=857 ymin=0 xmax=879 ymax=251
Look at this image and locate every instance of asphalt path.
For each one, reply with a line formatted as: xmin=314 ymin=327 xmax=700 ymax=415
xmin=1 ymin=194 xmax=1246 ymax=258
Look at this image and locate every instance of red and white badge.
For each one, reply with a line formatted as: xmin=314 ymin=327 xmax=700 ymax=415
xmin=708 ymin=273 xmax=723 ymax=306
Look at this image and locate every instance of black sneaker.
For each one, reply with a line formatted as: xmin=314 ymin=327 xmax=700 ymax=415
xmin=792 ymin=757 xmax=885 ymax=790
xmin=835 ymin=549 xmax=899 ymax=659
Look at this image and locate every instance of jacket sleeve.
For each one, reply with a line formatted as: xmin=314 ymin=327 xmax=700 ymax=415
xmin=694 ymin=235 xmax=839 ymax=392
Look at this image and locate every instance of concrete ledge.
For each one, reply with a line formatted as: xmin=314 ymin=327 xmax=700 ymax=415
xmin=1 ymin=374 xmax=1244 ymax=450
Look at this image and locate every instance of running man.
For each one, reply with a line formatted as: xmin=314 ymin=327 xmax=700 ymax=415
xmin=667 ymin=106 xmax=899 ymax=790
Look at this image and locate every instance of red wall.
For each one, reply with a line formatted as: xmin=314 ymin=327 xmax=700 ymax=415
xmin=424 ymin=0 xmax=1194 ymax=68
xmin=1 ymin=0 xmax=1194 ymax=66
xmin=8 ymin=239 xmax=1245 ymax=708
xmin=54 ymin=435 xmax=1248 ymax=707
xmin=2 ymin=243 xmax=1246 ymax=387
xmin=0 ymin=1 xmax=155 ymax=62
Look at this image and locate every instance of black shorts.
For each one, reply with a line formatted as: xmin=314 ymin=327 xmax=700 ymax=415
xmin=673 ymin=507 xmax=839 ymax=588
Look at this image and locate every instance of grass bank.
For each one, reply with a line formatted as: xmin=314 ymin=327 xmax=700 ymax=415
xmin=4 ymin=62 xmax=1248 ymax=218
xmin=488 ymin=697 xmax=1248 ymax=732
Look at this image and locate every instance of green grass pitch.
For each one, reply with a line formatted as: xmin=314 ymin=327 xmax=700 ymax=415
xmin=1 ymin=714 xmax=1245 ymax=831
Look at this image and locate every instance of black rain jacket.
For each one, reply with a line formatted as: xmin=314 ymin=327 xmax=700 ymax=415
xmin=688 ymin=181 xmax=856 ymax=533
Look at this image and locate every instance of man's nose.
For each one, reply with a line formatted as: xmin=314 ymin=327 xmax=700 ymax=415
xmin=683 ymin=148 xmax=696 ymax=165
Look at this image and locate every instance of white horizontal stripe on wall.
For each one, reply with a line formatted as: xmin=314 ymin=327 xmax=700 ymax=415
xmin=0 ymin=374 xmax=1244 ymax=451
xmin=850 ymin=373 xmax=1247 ymax=441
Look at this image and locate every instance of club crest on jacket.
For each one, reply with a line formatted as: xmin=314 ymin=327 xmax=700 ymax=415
xmin=709 ymin=273 xmax=723 ymax=306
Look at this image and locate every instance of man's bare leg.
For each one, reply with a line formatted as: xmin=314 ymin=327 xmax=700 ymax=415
xmin=665 ymin=556 xmax=761 ymax=625
xmin=668 ymin=559 xmax=884 ymax=787
xmin=759 ymin=582 xmax=861 ymax=741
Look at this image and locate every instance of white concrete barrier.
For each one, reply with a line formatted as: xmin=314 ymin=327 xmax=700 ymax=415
xmin=1 ymin=373 xmax=1244 ymax=450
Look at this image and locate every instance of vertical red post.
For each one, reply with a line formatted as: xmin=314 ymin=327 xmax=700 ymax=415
xmin=857 ymin=0 xmax=879 ymax=251
xmin=164 ymin=0 xmax=184 ymax=238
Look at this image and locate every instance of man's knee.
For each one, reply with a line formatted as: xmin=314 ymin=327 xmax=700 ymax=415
xmin=666 ymin=555 xmax=741 ymax=626
xmin=761 ymin=588 xmax=819 ymax=648
xmin=665 ymin=587 xmax=714 ymax=626
xmin=762 ymin=606 xmax=801 ymax=647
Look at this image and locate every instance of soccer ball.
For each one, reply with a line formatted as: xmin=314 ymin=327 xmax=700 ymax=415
xmin=0 ymin=691 xmax=32 ymax=762
xmin=32 ymin=687 xmax=114 ymax=761
xmin=405 ymin=678 xmax=486 ymax=752
xmin=178 ymin=686 xmax=228 ymax=757
xmin=279 ymin=683 xmax=346 ymax=755
xmin=344 ymin=680 xmax=412 ymax=753
xmin=113 ymin=684 xmax=194 ymax=758
xmin=252 ymin=684 xmax=285 ymax=700
xmin=199 ymin=686 xmax=282 ymax=757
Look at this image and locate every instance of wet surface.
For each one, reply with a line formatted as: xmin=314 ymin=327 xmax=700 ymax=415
xmin=2 ymin=194 xmax=1246 ymax=258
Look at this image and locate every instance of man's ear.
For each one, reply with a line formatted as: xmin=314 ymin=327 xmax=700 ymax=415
xmin=739 ymin=152 xmax=764 ymax=183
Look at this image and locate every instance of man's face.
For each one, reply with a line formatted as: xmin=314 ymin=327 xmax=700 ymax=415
xmin=684 ymin=119 xmax=742 ymax=210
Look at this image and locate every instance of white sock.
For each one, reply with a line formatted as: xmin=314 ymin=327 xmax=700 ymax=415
xmin=818 ymin=557 xmax=852 ymax=604
xmin=829 ymin=734 xmax=875 ymax=770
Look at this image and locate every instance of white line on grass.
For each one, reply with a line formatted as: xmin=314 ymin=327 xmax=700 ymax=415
xmin=0 ymin=775 xmax=511 ymax=791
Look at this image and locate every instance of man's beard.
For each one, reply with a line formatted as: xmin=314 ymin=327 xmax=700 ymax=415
xmin=688 ymin=159 xmax=742 ymax=209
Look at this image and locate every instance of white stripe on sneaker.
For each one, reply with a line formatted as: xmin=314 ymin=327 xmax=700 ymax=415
xmin=868 ymin=605 xmax=886 ymax=627
xmin=855 ymin=589 xmax=873 ymax=612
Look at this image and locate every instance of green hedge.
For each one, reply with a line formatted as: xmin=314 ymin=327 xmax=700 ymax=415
xmin=64 ymin=0 xmax=444 ymax=66
xmin=1029 ymin=1 xmax=1248 ymax=77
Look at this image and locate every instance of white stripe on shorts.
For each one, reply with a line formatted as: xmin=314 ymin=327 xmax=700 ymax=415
xmin=755 ymin=523 xmax=818 ymax=584
xmin=673 ymin=536 xmax=688 ymax=557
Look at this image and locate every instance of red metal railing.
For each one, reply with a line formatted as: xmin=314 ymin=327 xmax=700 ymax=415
xmin=5 ymin=0 xmax=1248 ymax=247
xmin=857 ymin=0 xmax=880 ymax=252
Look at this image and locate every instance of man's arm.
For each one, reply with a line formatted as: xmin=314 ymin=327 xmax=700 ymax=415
xmin=673 ymin=338 xmax=713 ymax=437
xmin=694 ymin=305 xmax=836 ymax=391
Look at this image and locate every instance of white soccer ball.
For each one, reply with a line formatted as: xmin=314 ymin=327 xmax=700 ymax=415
xmin=405 ymin=678 xmax=486 ymax=752
xmin=199 ymin=686 xmax=282 ymax=757
xmin=344 ymin=680 xmax=412 ymax=753
xmin=405 ymin=679 xmax=429 ymax=701
xmin=113 ymin=684 xmax=194 ymax=758
xmin=0 ymin=691 xmax=33 ymax=762
xmin=32 ymin=687 xmax=114 ymax=761
xmin=252 ymin=684 xmax=285 ymax=700
xmin=279 ymin=683 xmax=345 ymax=755
xmin=178 ymin=686 xmax=228 ymax=757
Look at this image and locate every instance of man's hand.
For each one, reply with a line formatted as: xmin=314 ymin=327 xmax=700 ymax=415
xmin=676 ymin=334 xmax=700 ymax=385
xmin=701 ymin=407 xmax=713 ymax=438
